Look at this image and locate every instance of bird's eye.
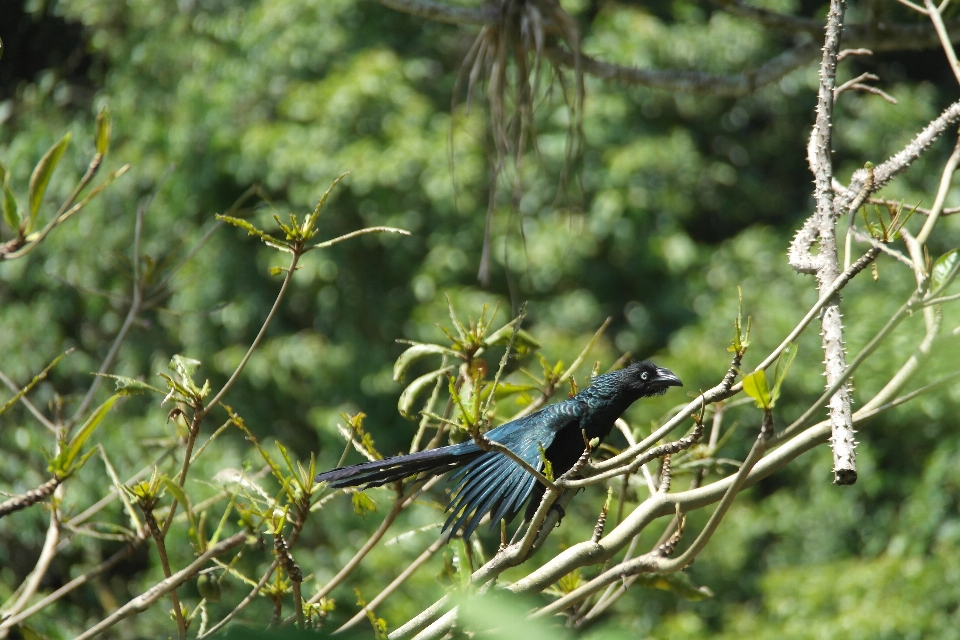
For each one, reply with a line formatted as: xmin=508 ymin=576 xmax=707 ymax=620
xmin=640 ymin=372 xmax=648 ymax=380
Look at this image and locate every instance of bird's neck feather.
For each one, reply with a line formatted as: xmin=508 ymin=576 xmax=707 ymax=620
xmin=579 ymin=386 xmax=644 ymax=441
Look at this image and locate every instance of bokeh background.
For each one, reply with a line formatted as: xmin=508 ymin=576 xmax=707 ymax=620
xmin=2 ymin=0 xmax=960 ymax=637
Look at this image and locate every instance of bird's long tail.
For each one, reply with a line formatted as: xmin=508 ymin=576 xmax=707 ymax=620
xmin=314 ymin=443 xmax=482 ymax=489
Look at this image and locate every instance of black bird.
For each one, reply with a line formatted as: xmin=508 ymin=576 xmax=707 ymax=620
xmin=314 ymin=361 xmax=682 ymax=539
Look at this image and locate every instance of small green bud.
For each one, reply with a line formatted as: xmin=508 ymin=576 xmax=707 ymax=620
xmin=197 ymin=573 xmax=221 ymax=602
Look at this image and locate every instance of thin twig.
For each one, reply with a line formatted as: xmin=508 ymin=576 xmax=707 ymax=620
xmin=197 ymin=559 xmax=280 ymax=639
xmin=73 ymin=531 xmax=248 ymax=640
xmin=201 ymin=250 xmax=301 ymax=418
xmin=304 ymin=482 xmax=437 ymax=606
xmin=0 ymin=368 xmax=58 ymax=432
xmin=336 ymin=531 xmax=451 ymax=633
xmin=72 ymin=168 xmax=172 ymax=423
xmin=0 ymin=532 xmax=147 ymax=631
xmin=0 ymin=486 xmax=62 ymax=628
xmin=916 ymin=133 xmax=960 ymax=244
xmin=895 ymin=0 xmax=929 ymax=13
xmin=926 ymin=0 xmax=960 ymax=85
xmin=0 ymin=476 xmax=62 ymax=520
xmin=533 ymin=419 xmax=772 ymax=616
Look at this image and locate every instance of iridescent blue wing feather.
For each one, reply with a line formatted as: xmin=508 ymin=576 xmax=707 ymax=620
xmin=440 ymin=400 xmax=584 ymax=538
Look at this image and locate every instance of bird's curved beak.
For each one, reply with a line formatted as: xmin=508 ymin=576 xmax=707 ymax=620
xmin=655 ymin=367 xmax=683 ymax=387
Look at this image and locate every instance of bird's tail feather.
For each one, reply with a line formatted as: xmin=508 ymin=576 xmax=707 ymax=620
xmin=315 ymin=444 xmax=481 ymax=489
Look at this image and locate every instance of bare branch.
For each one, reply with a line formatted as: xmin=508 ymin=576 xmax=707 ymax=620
xmin=0 ymin=486 xmax=62 ymax=627
xmin=837 ymin=48 xmax=873 ymax=61
xmin=926 ymin=0 xmax=960 ymax=85
xmin=860 ymin=197 xmax=960 ymax=217
xmin=0 ymin=368 xmax=58 ymax=432
xmin=835 ymin=71 xmax=879 ymax=96
xmin=375 ymin=0 xmax=496 ymax=26
xmin=546 ymin=42 xmax=818 ymax=97
xmin=201 ymin=250 xmax=301 ymax=418
xmin=840 ymin=100 xmax=960 ymax=210
xmin=0 ymin=533 xmax=146 ymax=631
xmin=896 ymin=0 xmax=930 ymax=13
xmin=916 ymin=133 xmax=960 ymax=244
xmin=533 ymin=419 xmax=773 ymax=617
xmin=336 ymin=532 xmax=450 ymax=633
xmin=848 ymin=83 xmax=898 ymax=103
xmin=851 ymin=231 xmax=913 ymax=268
xmin=310 ymin=226 xmax=410 ymax=250
xmin=73 ymin=531 xmax=248 ymax=640
xmin=304 ymin=476 xmax=441 ymax=608
xmin=197 ymin=560 xmax=279 ymax=639
xmin=72 ymin=167 xmax=172 ymax=423
xmin=375 ymin=0 xmax=960 ymax=99
xmin=558 ymin=420 xmax=704 ymax=488
xmin=0 ymin=476 xmax=62 ymax=520
xmin=806 ymin=0 xmax=859 ymax=484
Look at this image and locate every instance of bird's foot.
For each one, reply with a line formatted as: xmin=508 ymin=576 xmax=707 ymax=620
xmin=550 ymin=504 xmax=566 ymax=527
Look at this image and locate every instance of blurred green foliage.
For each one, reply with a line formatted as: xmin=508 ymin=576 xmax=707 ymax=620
xmin=2 ymin=0 xmax=960 ymax=637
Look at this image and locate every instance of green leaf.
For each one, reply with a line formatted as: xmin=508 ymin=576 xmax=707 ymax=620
xmin=888 ymin=201 xmax=917 ymax=239
xmin=197 ymin=573 xmax=222 ymax=603
xmin=161 ymin=477 xmax=195 ymax=530
xmin=393 ymin=342 xmax=459 ymax=382
xmin=274 ymin=440 xmax=301 ymax=493
xmin=158 ymin=372 xmax=194 ymax=405
xmin=303 ymin=172 xmax=349 ymax=235
xmin=0 ymin=162 xmax=20 ymax=233
xmin=216 ymin=214 xmax=288 ymax=250
xmin=33 ymin=163 xmax=130 ymax=233
xmin=95 ymin=108 xmax=111 ymax=155
xmin=728 ymin=287 xmax=750 ymax=354
xmin=398 ymin=366 xmax=455 ymax=418
xmin=57 ymin=394 xmax=120 ymax=472
xmin=351 ymin=491 xmax=377 ymax=517
xmin=16 ymin=626 xmax=45 ymax=640
xmin=931 ymin=248 xmax=960 ymax=292
xmin=28 ymin=132 xmax=71 ymax=230
xmin=637 ymin=571 xmax=714 ymax=601
xmin=771 ymin=342 xmax=798 ymax=404
xmin=742 ymin=370 xmax=772 ymax=410
xmin=95 ymin=373 xmax=163 ymax=395
xmin=483 ymin=324 xmax=541 ymax=352
xmin=537 ymin=442 xmax=553 ymax=482
xmin=492 ymin=382 xmax=539 ymax=399
xmin=170 ymin=354 xmax=202 ymax=395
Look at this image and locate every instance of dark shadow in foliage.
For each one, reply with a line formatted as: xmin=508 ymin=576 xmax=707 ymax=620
xmin=217 ymin=625 xmax=370 ymax=640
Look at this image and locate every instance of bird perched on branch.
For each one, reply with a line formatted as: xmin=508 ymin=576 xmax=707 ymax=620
xmin=314 ymin=361 xmax=682 ymax=539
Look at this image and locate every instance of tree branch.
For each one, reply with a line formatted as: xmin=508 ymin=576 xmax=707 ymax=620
xmin=545 ymin=42 xmax=818 ymax=97
xmin=803 ymin=0 xmax=859 ymax=484
xmin=73 ymin=531 xmax=248 ymax=640
xmin=0 ymin=487 xmax=62 ymax=633
xmin=839 ymin=100 xmax=960 ymax=212
xmin=375 ymin=0 xmax=495 ymax=26
xmin=375 ymin=0 xmax=960 ymax=97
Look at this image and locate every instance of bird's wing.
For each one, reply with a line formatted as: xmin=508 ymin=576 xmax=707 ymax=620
xmin=442 ymin=400 xmax=585 ymax=539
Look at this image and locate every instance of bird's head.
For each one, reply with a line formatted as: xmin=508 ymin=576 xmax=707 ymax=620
xmin=619 ymin=360 xmax=683 ymax=397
